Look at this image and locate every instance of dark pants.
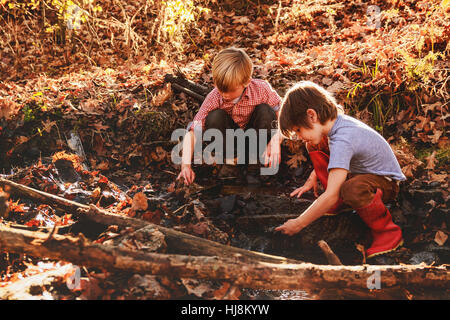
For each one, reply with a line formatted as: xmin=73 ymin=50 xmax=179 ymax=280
xmin=204 ymin=104 xmax=277 ymax=165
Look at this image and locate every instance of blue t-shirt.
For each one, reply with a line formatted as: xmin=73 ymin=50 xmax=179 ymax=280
xmin=328 ymin=114 xmax=406 ymax=181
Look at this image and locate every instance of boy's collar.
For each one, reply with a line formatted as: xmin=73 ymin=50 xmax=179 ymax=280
xmin=219 ymin=81 xmax=251 ymax=104
xmin=242 ymin=85 xmax=250 ymax=98
xmin=327 ymin=114 xmax=341 ymax=137
xmin=243 ymin=79 xmax=253 ymax=97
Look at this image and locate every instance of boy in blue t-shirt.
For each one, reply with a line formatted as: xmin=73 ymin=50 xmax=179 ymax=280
xmin=275 ymin=81 xmax=405 ymax=259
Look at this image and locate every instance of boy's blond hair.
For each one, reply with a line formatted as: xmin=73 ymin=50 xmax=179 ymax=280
xmin=212 ymin=47 xmax=253 ymax=93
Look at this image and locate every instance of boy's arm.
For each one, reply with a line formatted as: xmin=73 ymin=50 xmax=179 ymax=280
xmin=187 ymin=89 xmax=221 ymax=131
xmin=275 ymin=168 xmax=348 ymax=235
xmin=177 ymin=130 xmax=197 ymax=184
xmin=264 ymin=129 xmax=283 ymax=168
xmin=262 ymin=80 xmax=282 ymax=112
xmin=263 ymin=80 xmax=283 ymax=165
xmin=181 ymin=130 xmax=196 ymax=166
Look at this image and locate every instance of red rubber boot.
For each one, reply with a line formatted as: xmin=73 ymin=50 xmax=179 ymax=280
xmin=356 ymin=189 xmax=403 ymax=259
xmin=308 ymin=150 xmax=349 ymax=216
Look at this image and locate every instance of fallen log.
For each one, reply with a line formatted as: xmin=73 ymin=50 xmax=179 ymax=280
xmin=0 ymin=190 xmax=9 ymax=219
xmin=164 ymin=74 xmax=210 ymax=97
xmin=171 ymin=83 xmax=206 ymax=102
xmin=0 ymin=263 xmax=74 ymax=300
xmin=0 ymin=178 xmax=301 ymax=265
xmin=0 ymin=226 xmax=448 ymax=292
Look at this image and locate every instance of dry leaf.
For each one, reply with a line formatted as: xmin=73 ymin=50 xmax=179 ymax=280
xmin=91 ymin=187 xmax=101 ymax=200
xmin=80 ymin=99 xmax=101 ymax=114
xmin=356 ymin=243 xmax=366 ymax=264
xmin=327 ymin=80 xmax=344 ymax=94
xmin=171 ymin=101 xmax=187 ymax=112
xmin=193 ymin=205 xmax=205 ymax=221
xmin=181 ymin=279 xmax=213 ymax=298
xmin=434 ymin=230 xmax=448 ymax=246
xmin=0 ymin=97 xmax=19 ymax=120
xmin=151 ymin=146 xmax=167 ymax=162
xmin=95 ymin=161 xmax=110 ymax=171
xmin=233 ymin=16 xmax=250 ymax=24
xmin=42 ymin=119 xmax=57 ymax=133
xmin=430 ymin=130 xmax=443 ymax=144
xmin=425 ymin=151 xmax=437 ymax=170
xmin=131 ymin=192 xmax=148 ymax=212
xmin=192 ymin=222 xmax=209 ymax=236
xmin=142 ymin=209 xmax=163 ymax=224
xmin=93 ymin=122 xmax=110 ymax=131
xmin=415 ymin=116 xmax=427 ymax=131
xmin=402 ymin=164 xmax=415 ymax=178
xmin=286 ymin=153 xmax=307 ymax=169
xmin=167 ymin=182 xmax=176 ymax=193
xmin=429 ymin=173 xmax=448 ymax=183
xmin=422 ymin=102 xmax=441 ymax=114
xmin=426 ymin=199 xmax=436 ymax=207
xmin=15 ymin=136 xmax=29 ymax=146
xmin=151 ymin=83 xmax=172 ymax=107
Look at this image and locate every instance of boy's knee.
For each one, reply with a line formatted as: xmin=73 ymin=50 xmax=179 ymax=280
xmin=254 ymin=104 xmax=276 ymax=118
xmin=205 ymin=109 xmax=229 ymax=129
xmin=340 ymin=178 xmax=374 ymax=209
xmin=250 ymin=104 xmax=277 ymax=129
xmin=254 ymin=103 xmax=274 ymax=112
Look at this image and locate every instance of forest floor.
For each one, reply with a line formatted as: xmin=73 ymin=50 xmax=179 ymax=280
xmin=0 ymin=0 xmax=448 ymax=300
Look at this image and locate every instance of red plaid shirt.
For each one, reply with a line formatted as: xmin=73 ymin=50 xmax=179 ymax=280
xmin=188 ymin=79 xmax=281 ymax=131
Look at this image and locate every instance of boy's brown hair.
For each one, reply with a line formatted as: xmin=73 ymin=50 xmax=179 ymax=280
xmin=212 ymin=47 xmax=253 ymax=93
xmin=278 ymin=81 xmax=338 ymax=138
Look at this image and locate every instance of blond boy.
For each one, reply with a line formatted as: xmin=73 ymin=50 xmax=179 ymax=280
xmin=177 ymin=48 xmax=283 ymax=185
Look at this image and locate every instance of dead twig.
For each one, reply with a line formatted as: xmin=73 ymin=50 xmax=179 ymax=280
xmin=317 ymin=240 xmax=343 ymax=265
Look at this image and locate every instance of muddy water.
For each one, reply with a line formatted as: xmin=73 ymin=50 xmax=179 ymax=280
xmin=199 ymin=184 xmax=322 ymax=300
xmin=221 ymin=185 xmax=285 ymax=196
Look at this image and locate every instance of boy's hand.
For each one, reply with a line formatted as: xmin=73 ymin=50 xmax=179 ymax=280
xmin=263 ymin=132 xmax=282 ymax=168
xmin=274 ymin=218 xmax=304 ymax=236
xmin=290 ymin=170 xmax=319 ymax=198
xmin=177 ymin=164 xmax=195 ymax=185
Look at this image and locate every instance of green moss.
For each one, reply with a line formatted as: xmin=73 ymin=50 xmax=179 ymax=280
xmin=415 ymin=145 xmax=450 ymax=167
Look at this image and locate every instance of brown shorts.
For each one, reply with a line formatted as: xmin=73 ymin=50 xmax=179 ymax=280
xmin=340 ymin=174 xmax=400 ymax=209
